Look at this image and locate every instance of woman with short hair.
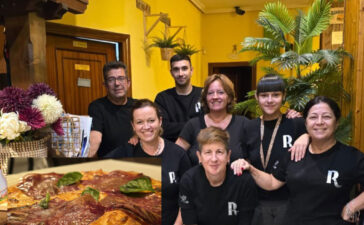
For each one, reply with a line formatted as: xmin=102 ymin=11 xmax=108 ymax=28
xmin=179 ymin=126 xmax=257 ymax=225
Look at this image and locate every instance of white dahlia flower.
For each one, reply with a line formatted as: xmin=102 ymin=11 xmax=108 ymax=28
xmin=0 ymin=111 xmax=31 ymax=140
xmin=32 ymin=94 xmax=63 ymax=124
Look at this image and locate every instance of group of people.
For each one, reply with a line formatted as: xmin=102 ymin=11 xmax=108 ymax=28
xmin=88 ymin=54 xmax=364 ymax=225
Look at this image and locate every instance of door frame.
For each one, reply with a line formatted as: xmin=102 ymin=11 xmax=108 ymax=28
xmin=46 ymin=22 xmax=132 ymax=95
xmin=208 ymin=62 xmax=257 ymax=90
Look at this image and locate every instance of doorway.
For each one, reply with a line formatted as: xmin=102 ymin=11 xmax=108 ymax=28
xmin=46 ymin=23 xmax=131 ymax=115
xmin=208 ymin=62 xmax=256 ymax=103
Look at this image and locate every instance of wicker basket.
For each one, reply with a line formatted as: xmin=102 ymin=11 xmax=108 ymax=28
xmin=0 ymin=135 xmax=49 ymax=175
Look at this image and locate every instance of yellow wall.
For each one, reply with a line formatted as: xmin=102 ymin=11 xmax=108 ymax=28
xmin=201 ymin=11 xmax=263 ymax=80
xmin=201 ymin=9 xmax=321 ymax=83
xmin=53 ymin=0 xmax=202 ymax=100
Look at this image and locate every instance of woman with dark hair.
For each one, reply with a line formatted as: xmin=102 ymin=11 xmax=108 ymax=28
xmin=232 ymin=74 xmax=308 ymax=225
xmin=179 ymin=126 xmax=257 ymax=225
xmin=176 ymin=74 xmax=249 ymax=165
xmin=232 ymin=96 xmax=364 ymax=225
xmin=106 ymin=99 xmax=191 ymax=225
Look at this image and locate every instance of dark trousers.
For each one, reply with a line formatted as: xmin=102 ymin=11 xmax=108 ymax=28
xmin=251 ymin=201 xmax=287 ymax=225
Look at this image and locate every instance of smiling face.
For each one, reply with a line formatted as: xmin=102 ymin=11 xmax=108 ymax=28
xmin=197 ymin=142 xmax=231 ymax=178
xmin=170 ymin=60 xmax=193 ymax=88
xmin=104 ymin=68 xmax=130 ymax=102
xmin=305 ymin=102 xmax=338 ymax=143
xmin=256 ymin=91 xmax=284 ymax=119
xmin=132 ymin=106 xmax=162 ymax=143
xmin=206 ymin=80 xmax=230 ymax=113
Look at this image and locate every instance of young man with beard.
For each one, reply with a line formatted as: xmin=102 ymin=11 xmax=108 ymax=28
xmin=88 ymin=61 xmax=134 ymax=157
xmin=155 ymin=54 xmax=203 ymax=142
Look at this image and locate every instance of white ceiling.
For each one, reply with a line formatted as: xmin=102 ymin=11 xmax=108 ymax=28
xmin=190 ymin=0 xmax=314 ymax=13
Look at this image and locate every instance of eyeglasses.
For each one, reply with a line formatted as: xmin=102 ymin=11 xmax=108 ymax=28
xmin=106 ymin=76 xmax=128 ymax=84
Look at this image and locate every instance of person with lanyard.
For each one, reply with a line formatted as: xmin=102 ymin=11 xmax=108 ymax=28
xmin=179 ymin=126 xmax=257 ymax=225
xmin=231 ymin=96 xmax=364 ymax=225
xmin=176 ymin=74 xmax=249 ymax=166
xmin=105 ymin=99 xmax=191 ymax=225
xmin=231 ymin=74 xmax=308 ymax=225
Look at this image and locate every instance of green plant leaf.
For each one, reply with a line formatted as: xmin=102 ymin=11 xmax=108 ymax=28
xmin=305 ymin=0 xmax=331 ymax=39
xmin=81 ymin=187 xmax=100 ymax=201
xmin=39 ymin=193 xmax=50 ymax=209
xmin=57 ymin=172 xmax=83 ymax=187
xmin=335 ymin=112 xmax=352 ymax=144
xmin=151 ymin=35 xmax=179 ymax=48
xmin=120 ymin=177 xmax=155 ymax=194
xmin=259 ymin=1 xmax=295 ymax=34
xmin=174 ymin=43 xmax=199 ymax=56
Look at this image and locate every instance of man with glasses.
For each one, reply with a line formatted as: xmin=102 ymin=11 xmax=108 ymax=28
xmin=88 ymin=61 xmax=134 ymax=157
xmin=155 ymin=54 xmax=203 ymax=142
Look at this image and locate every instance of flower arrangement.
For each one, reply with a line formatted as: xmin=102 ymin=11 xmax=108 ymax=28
xmin=0 ymin=83 xmax=64 ymax=145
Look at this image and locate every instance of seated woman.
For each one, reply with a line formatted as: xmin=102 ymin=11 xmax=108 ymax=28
xmin=232 ymin=96 xmax=364 ymax=225
xmin=176 ymin=74 xmax=249 ymax=165
xmin=105 ymin=99 xmax=191 ymax=225
xmin=179 ymin=126 xmax=257 ymax=225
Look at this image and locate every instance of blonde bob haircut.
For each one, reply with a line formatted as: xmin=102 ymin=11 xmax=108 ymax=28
xmin=200 ymin=74 xmax=236 ymax=113
xmin=197 ymin=126 xmax=230 ymax=152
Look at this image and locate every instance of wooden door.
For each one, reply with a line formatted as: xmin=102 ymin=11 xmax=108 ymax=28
xmin=47 ymin=34 xmax=116 ymax=115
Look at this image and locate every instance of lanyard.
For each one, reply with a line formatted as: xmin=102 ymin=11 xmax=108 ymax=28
xmin=260 ymin=115 xmax=282 ymax=170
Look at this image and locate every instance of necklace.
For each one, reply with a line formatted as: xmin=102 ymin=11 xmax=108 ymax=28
xmin=140 ymin=138 xmax=163 ymax=156
xmin=260 ymin=115 xmax=282 ymax=170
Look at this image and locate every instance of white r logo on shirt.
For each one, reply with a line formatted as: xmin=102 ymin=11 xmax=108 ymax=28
xmin=283 ymin=135 xmax=293 ymax=148
xmin=169 ymin=172 xmax=177 ymax=184
xmin=228 ymin=202 xmax=238 ymax=216
xmin=326 ymin=170 xmax=342 ymax=188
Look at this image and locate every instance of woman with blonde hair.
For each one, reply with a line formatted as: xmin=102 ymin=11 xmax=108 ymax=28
xmin=176 ymin=74 xmax=249 ymax=165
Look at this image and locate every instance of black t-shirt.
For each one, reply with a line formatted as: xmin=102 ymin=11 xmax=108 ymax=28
xmin=272 ymin=142 xmax=364 ymax=225
xmin=179 ymin=115 xmax=249 ymax=165
xmin=243 ymin=115 xmax=306 ymax=202
xmin=104 ymin=139 xmax=192 ymax=225
xmin=88 ymin=97 xmax=134 ymax=157
xmin=179 ymin=165 xmax=257 ymax=225
xmin=155 ymin=86 xmax=203 ymax=142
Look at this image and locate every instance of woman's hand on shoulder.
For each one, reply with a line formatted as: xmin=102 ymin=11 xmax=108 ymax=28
xmin=128 ymin=135 xmax=139 ymax=146
xmin=286 ymin=109 xmax=302 ymax=119
xmin=230 ymin=159 xmax=250 ymax=176
xmin=289 ymin=133 xmax=309 ymax=162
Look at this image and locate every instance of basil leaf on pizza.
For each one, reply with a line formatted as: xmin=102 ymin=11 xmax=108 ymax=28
xmin=57 ymin=172 xmax=83 ymax=187
xmin=82 ymin=187 xmax=100 ymax=201
xmin=39 ymin=192 xmax=50 ymax=209
xmin=120 ymin=176 xmax=155 ymax=194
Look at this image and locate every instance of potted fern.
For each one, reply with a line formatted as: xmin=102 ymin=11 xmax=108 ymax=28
xmin=174 ymin=42 xmax=199 ymax=57
xmin=152 ymin=35 xmax=179 ymax=60
xmin=235 ymin=0 xmax=352 ymax=143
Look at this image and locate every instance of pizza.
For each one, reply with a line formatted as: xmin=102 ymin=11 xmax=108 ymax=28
xmin=2 ymin=169 xmax=161 ymax=225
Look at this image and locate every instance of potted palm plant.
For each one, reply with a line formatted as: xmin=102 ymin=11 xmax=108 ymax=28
xmin=235 ymin=0 xmax=352 ymax=143
xmin=152 ymin=34 xmax=179 ymax=60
